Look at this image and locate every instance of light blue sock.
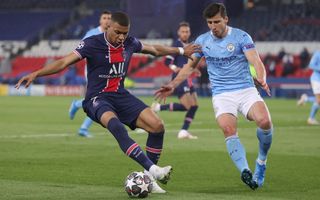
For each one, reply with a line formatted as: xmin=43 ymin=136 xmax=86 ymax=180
xmin=256 ymin=127 xmax=273 ymax=161
xmin=80 ymin=117 xmax=93 ymax=130
xmin=225 ymin=135 xmax=249 ymax=172
xmin=75 ymin=99 xmax=84 ymax=108
xmin=309 ymin=103 xmax=319 ymax=119
xmin=306 ymin=96 xmax=316 ymax=103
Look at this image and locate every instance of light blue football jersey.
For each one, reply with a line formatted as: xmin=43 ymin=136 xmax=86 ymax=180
xmin=194 ymin=26 xmax=255 ymax=95
xmin=309 ymin=51 xmax=320 ymax=82
xmin=83 ymin=26 xmax=103 ymax=39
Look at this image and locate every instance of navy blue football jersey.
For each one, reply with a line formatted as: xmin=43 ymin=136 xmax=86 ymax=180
xmin=73 ymin=33 xmax=142 ymax=99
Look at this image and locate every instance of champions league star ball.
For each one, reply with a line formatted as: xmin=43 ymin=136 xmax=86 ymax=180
xmin=124 ymin=171 xmax=153 ymax=198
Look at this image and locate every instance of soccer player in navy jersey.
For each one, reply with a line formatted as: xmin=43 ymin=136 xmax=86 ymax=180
xmin=69 ymin=10 xmax=112 ymax=137
xmin=15 ymin=12 xmax=200 ymax=193
xmin=151 ymin=22 xmax=199 ymax=139
xmin=155 ymin=3 xmax=273 ymax=190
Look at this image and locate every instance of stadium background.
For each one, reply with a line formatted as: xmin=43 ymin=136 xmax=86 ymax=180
xmin=1 ymin=0 xmax=319 ymax=97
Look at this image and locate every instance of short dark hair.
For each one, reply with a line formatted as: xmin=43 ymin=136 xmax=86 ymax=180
xmin=178 ymin=21 xmax=190 ymax=29
xmin=203 ymin=3 xmax=227 ymax=19
xmin=111 ymin=11 xmax=130 ymax=26
xmin=101 ymin=10 xmax=111 ymax=16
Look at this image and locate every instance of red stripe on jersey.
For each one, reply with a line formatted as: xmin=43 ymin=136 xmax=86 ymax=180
xmin=109 ymin=45 xmax=124 ymax=63
xmin=102 ymin=77 xmax=122 ymax=92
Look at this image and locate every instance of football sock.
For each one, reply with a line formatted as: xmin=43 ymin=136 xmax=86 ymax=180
xmin=306 ymin=96 xmax=316 ymax=103
xmin=80 ymin=116 xmax=93 ymax=130
xmin=160 ymin=103 xmax=187 ymax=111
xmin=146 ymin=131 xmax=164 ymax=165
xmin=256 ymin=127 xmax=273 ymax=161
xmin=74 ymin=99 xmax=83 ymax=108
xmin=309 ymin=102 xmax=319 ymax=119
xmin=182 ymin=105 xmax=198 ymax=130
xmin=107 ymin=118 xmax=153 ymax=170
xmin=225 ymin=135 xmax=249 ymax=172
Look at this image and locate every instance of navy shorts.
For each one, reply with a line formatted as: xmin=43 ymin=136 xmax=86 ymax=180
xmin=173 ymin=79 xmax=195 ymax=98
xmin=83 ymin=91 xmax=148 ymax=130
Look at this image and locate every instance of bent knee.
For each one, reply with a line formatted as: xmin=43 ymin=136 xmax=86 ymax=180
xmin=149 ymin=119 xmax=164 ymax=132
xmin=221 ymin=125 xmax=237 ymax=136
xmin=257 ymin=118 xmax=272 ymax=129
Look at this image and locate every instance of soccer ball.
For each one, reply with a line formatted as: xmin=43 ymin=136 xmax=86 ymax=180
xmin=124 ymin=171 xmax=152 ymax=198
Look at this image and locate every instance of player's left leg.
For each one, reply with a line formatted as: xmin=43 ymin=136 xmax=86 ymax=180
xmin=307 ymin=93 xmax=320 ymax=125
xmin=247 ymin=101 xmax=273 ymax=187
xmin=69 ymin=99 xmax=83 ymax=119
xmin=78 ymin=117 xmax=93 ymax=137
xmin=177 ymin=91 xmax=198 ymax=139
xmin=136 ymin=107 xmax=168 ymax=193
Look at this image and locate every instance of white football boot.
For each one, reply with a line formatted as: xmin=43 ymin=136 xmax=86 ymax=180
xmin=177 ymin=129 xmax=198 ymax=139
xmin=307 ymin=118 xmax=320 ymax=125
xmin=297 ymin=93 xmax=307 ymax=106
xmin=148 ymin=165 xmax=172 ymax=185
xmin=144 ymin=169 xmax=166 ymax=193
xmin=151 ymin=102 xmax=161 ymax=113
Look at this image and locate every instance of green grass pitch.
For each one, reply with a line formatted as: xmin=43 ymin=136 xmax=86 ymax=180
xmin=0 ymin=96 xmax=319 ymax=199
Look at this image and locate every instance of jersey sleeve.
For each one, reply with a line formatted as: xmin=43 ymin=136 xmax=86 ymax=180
xmin=309 ymin=51 xmax=320 ymax=71
xmin=240 ymin=31 xmax=255 ymax=52
xmin=73 ymin=38 xmax=92 ymax=59
xmin=132 ymin=37 xmax=143 ymax=53
xmin=194 ymin=36 xmax=204 ymax=58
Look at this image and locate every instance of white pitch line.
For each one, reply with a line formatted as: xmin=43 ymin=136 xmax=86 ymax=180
xmin=0 ymin=125 xmax=317 ymax=139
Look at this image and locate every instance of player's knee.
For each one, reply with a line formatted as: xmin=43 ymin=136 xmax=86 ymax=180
xmin=220 ymin=125 xmax=236 ymax=135
xmin=257 ymin=118 xmax=272 ymax=129
xmin=150 ymin=119 xmax=164 ymax=132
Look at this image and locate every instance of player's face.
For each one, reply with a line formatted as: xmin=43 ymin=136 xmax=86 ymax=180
xmin=177 ymin=26 xmax=191 ymax=43
xmin=107 ymin=21 xmax=129 ymax=46
xmin=100 ymin=14 xmax=112 ymax=32
xmin=206 ymin=13 xmax=228 ymax=38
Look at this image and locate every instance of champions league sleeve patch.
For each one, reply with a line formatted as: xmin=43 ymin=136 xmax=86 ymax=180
xmin=76 ymin=41 xmax=85 ymax=49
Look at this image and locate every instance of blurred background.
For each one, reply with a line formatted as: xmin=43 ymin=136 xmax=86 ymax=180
xmin=0 ymin=0 xmax=319 ymax=98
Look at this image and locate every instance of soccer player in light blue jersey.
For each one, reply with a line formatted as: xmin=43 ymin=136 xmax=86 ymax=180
xmin=297 ymin=51 xmax=320 ymax=125
xmin=69 ymin=10 xmax=111 ymax=137
xmin=156 ymin=3 xmax=273 ymax=190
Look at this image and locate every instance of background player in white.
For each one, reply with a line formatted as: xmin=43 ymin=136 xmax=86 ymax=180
xmin=69 ymin=10 xmax=112 ymax=137
xmin=297 ymin=50 xmax=320 ymax=125
xmin=155 ymin=3 xmax=273 ymax=190
xmin=152 ymin=22 xmax=199 ymax=139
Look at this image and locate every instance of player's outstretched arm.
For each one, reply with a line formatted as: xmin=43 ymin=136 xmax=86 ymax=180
xmin=15 ymin=53 xmax=80 ymax=89
xmin=141 ymin=43 xmax=201 ymax=58
xmin=245 ymin=49 xmax=271 ymax=96
xmin=155 ymin=55 xmax=201 ymax=103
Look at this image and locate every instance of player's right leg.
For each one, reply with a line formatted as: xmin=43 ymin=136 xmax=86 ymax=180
xmin=69 ymin=99 xmax=84 ymax=119
xmin=100 ymin=111 xmax=172 ymax=185
xmin=214 ymin=93 xmax=257 ymax=190
xmin=151 ymin=102 xmax=186 ymax=113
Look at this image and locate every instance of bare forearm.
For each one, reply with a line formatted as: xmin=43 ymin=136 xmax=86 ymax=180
xmin=33 ymin=60 xmax=67 ymax=77
xmin=171 ymin=65 xmax=194 ymax=88
xmin=151 ymin=45 xmax=179 ymax=57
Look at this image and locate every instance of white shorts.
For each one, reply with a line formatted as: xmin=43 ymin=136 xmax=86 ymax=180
xmin=212 ymin=87 xmax=264 ymax=119
xmin=311 ymin=80 xmax=320 ymax=94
